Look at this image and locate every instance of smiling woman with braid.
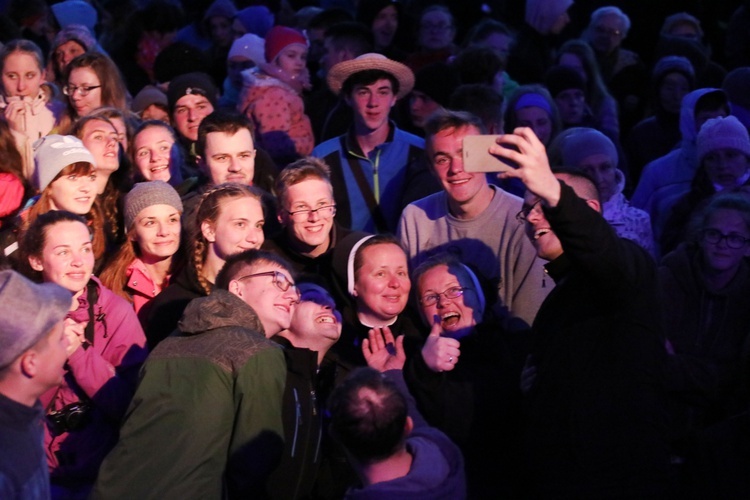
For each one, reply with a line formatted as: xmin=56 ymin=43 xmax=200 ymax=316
xmin=143 ymin=182 xmax=266 ymax=348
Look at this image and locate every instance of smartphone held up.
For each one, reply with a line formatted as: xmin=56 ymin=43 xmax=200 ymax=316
xmin=463 ymin=135 xmax=519 ymax=173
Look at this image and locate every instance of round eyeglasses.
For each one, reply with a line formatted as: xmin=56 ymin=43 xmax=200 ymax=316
xmin=420 ymin=286 xmax=471 ymax=306
xmin=701 ymin=228 xmax=750 ymax=249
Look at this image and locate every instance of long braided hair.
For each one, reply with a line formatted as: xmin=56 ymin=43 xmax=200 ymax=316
xmin=192 ymin=182 xmax=266 ymax=294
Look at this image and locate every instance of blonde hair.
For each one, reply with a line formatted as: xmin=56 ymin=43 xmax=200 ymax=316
xmin=192 ymin=183 xmax=265 ymax=294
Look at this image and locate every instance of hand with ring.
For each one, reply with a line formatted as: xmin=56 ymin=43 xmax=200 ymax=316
xmin=421 ymin=321 xmax=461 ymax=373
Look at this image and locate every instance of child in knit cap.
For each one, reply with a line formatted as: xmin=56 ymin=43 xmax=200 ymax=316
xmin=238 ymin=25 xmax=314 ymax=165
xmin=48 ymin=24 xmax=98 ymax=89
xmin=661 ymin=115 xmax=750 ymax=254
xmin=99 ymin=181 xmax=184 ymax=325
xmin=219 ymin=33 xmax=265 ymax=109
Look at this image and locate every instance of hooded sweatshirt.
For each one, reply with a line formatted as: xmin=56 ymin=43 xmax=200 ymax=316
xmin=92 ymin=289 xmax=286 ymax=499
xmin=658 ymin=243 xmax=750 ymax=434
xmin=631 ymin=88 xmax=726 ymax=253
xmin=344 ymin=371 xmax=466 ymax=500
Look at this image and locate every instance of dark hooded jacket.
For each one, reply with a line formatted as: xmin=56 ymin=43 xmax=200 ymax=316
xmin=658 ymin=243 xmax=750 ymax=437
xmin=92 ymin=290 xmax=286 ymax=499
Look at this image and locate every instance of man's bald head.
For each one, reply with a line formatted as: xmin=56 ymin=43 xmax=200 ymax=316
xmin=553 ymin=169 xmax=601 ymax=211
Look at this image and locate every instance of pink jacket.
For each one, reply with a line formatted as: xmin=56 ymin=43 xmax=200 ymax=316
xmin=0 ymin=172 xmax=24 ymax=222
xmin=125 ymin=257 xmax=171 ymax=326
xmin=238 ymin=70 xmax=314 ymax=162
xmin=40 ymin=277 xmax=148 ymax=483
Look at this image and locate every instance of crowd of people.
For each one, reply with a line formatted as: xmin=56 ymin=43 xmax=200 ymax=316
xmin=1 ymin=0 xmax=750 ymax=498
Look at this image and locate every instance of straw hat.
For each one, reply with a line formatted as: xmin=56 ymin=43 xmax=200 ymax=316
xmin=327 ymin=53 xmax=414 ymax=99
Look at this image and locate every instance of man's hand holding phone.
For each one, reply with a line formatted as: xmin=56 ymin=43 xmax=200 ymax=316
xmin=489 ymin=127 xmax=562 ymax=207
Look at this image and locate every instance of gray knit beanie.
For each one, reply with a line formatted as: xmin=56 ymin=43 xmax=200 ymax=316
xmin=124 ymin=181 xmax=183 ymax=229
xmin=653 ymin=55 xmax=695 ymax=86
xmin=33 ymin=135 xmax=96 ymax=192
xmin=696 ymin=115 xmax=750 ymax=163
xmin=0 ymin=270 xmax=71 ymax=369
xmin=559 ymin=127 xmax=618 ymax=168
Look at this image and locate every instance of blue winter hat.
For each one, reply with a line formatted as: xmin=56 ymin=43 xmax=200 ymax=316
xmin=51 ymin=0 xmax=98 ymax=33
xmin=234 ymin=6 xmax=274 ymax=38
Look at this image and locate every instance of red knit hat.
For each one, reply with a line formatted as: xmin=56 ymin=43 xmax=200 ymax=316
xmin=264 ymin=26 xmax=307 ymax=63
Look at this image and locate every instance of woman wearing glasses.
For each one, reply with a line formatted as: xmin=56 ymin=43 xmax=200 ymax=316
xmin=402 ymin=252 xmax=525 ymax=498
xmin=144 ymin=182 xmax=266 ymax=348
xmin=404 ymin=5 xmax=457 ymax=72
xmin=63 ymin=52 xmax=128 ymax=120
xmin=658 ymin=192 xmax=750 ymax=460
xmin=0 ymin=39 xmax=69 ymax=182
xmin=19 ymin=210 xmax=147 ymax=498
xmin=332 ymin=233 xmax=423 ymax=365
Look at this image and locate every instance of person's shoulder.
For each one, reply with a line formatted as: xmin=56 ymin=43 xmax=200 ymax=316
xmin=154 ymin=320 xmax=281 ymax=367
xmin=484 ymin=186 xmax=524 ymax=218
xmin=92 ymin=276 xmax=131 ymax=311
xmin=640 ymin=149 xmax=681 ymax=181
xmin=313 ymin=134 xmax=344 ymax=156
xmin=616 ymin=47 xmax=644 ymax=68
xmin=493 ymin=185 xmax=524 ymax=204
xmin=624 ymin=203 xmax=651 ymax=223
xmin=402 ymin=191 xmax=447 ymax=217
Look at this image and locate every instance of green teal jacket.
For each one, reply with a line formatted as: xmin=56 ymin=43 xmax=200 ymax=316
xmin=92 ymin=289 xmax=286 ymax=499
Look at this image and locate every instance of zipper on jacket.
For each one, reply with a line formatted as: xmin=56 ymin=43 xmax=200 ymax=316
xmin=292 ymin=388 xmax=300 ymax=458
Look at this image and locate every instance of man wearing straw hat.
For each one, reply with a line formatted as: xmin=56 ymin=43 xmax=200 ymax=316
xmin=313 ymin=53 xmax=439 ymax=234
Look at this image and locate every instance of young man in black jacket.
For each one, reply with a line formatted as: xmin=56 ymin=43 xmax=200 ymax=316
xmin=492 ymin=128 xmax=673 ymax=497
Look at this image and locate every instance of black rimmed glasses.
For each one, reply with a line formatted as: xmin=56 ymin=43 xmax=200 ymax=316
xmin=285 ymin=205 xmax=336 ymax=222
xmin=63 ymin=84 xmax=102 ymax=97
xmin=236 ymin=270 xmax=300 ymax=298
xmin=420 ymin=286 xmax=471 ymax=306
xmin=516 ymin=200 xmax=542 ymax=223
xmin=701 ymin=228 xmax=750 ymax=249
